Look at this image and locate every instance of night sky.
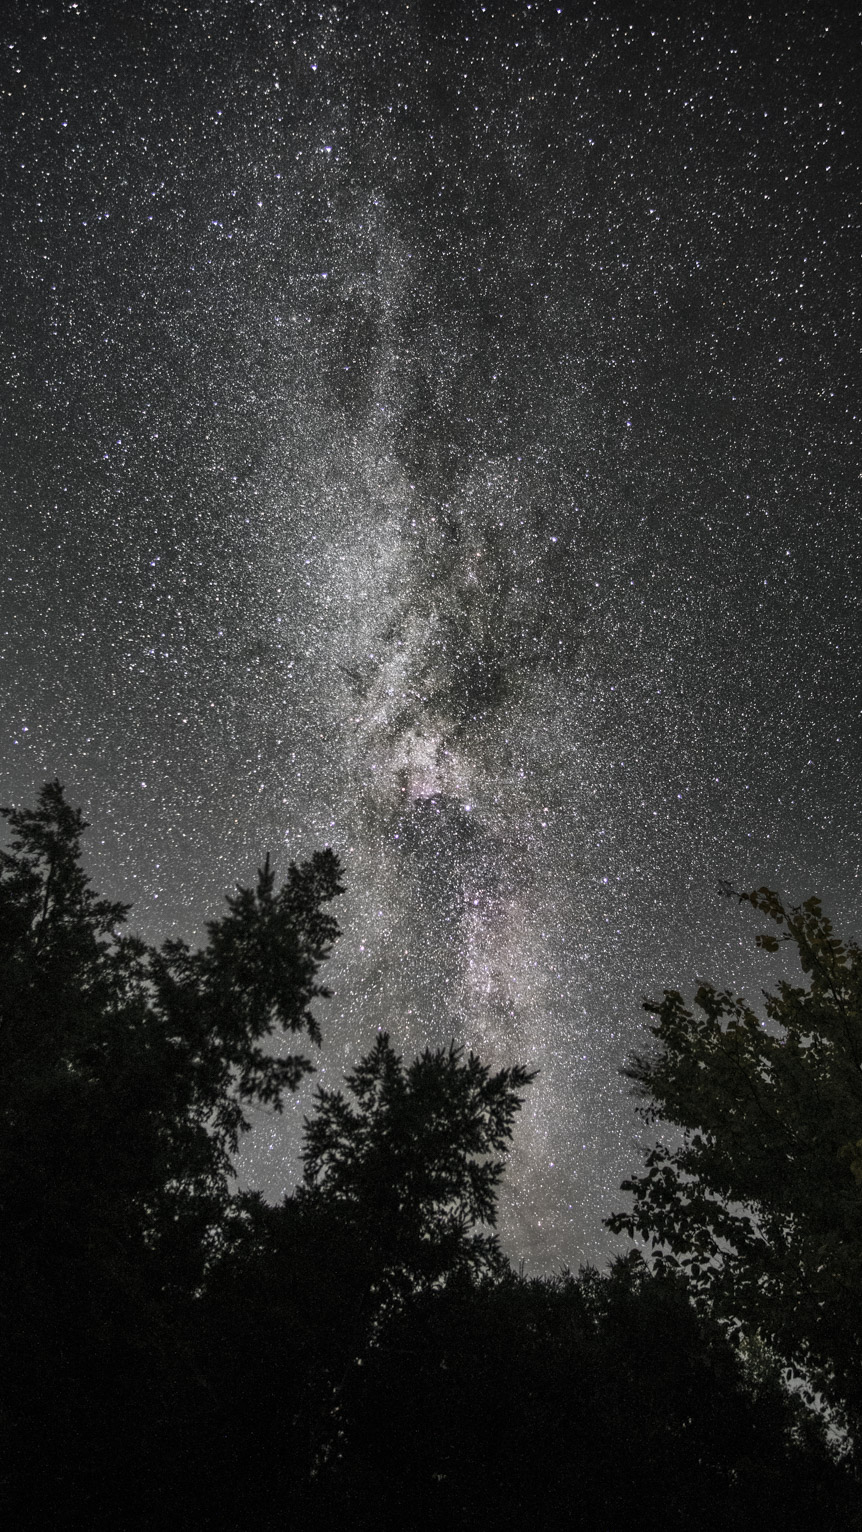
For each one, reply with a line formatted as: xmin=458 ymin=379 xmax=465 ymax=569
xmin=3 ymin=1 xmax=860 ymax=1268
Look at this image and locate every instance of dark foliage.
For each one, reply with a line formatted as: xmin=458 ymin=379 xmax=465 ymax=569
xmin=299 ymin=1030 xmax=536 ymax=1290
xmin=1 ymin=790 xmax=857 ymax=1528
xmin=319 ymin=1254 xmax=852 ymax=1532
xmin=0 ymin=782 xmax=342 ymax=1523
xmin=608 ymin=886 xmax=862 ymax=1449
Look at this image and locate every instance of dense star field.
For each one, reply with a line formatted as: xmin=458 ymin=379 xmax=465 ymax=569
xmin=3 ymin=1 xmax=860 ymax=1266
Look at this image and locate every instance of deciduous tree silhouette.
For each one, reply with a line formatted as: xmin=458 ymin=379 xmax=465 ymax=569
xmin=318 ymin=1253 xmax=848 ymax=1532
xmin=0 ymin=781 xmax=343 ymax=1521
xmin=2 ymin=790 xmax=857 ymax=1528
xmin=608 ymin=885 xmax=862 ymax=1450
xmin=167 ymin=1026 xmax=536 ymax=1524
xmin=299 ymin=1030 xmax=535 ymax=1294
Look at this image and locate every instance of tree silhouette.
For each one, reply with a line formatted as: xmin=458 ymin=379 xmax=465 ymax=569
xmin=1 ymin=790 xmax=857 ymax=1527
xmin=608 ymin=885 xmax=862 ymax=1450
xmin=153 ymin=1036 xmax=537 ymax=1527
xmin=299 ymin=1030 xmax=535 ymax=1293
xmin=317 ymin=1253 xmax=848 ymax=1531
xmin=0 ymin=781 xmax=343 ymax=1521
xmin=0 ymin=782 xmax=343 ymax=1264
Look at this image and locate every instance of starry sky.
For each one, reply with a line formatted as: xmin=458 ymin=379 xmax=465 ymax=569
xmin=3 ymin=0 xmax=861 ymax=1268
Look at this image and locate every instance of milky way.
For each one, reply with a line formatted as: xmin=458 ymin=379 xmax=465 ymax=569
xmin=3 ymin=3 xmax=861 ymax=1265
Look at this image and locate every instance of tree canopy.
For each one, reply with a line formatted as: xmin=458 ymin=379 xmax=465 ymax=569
xmin=0 ymin=781 xmax=344 ymax=1520
xmin=299 ymin=1030 xmax=535 ymax=1292
xmin=608 ymin=885 xmax=862 ymax=1441
xmin=0 ymin=781 xmax=343 ymax=1243
xmin=1 ymin=787 xmax=857 ymax=1527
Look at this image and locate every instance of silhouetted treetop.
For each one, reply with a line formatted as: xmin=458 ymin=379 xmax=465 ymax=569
xmin=608 ymin=885 xmax=862 ymax=1443
xmin=300 ymin=1032 xmax=536 ymax=1289
xmin=0 ymin=780 xmax=344 ymax=1234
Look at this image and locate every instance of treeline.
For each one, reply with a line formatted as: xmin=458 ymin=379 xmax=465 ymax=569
xmin=1 ymin=784 xmax=859 ymax=1528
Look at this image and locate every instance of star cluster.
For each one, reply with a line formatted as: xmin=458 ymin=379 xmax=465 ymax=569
xmin=2 ymin=2 xmax=860 ymax=1266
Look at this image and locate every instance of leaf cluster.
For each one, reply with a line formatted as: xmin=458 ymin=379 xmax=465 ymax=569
xmin=608 ymin=886 xmax=862 ymax=1436
xmin=0 ymin=782 xmax=343 ymax=1271
xmin=3 ymin=790 xmax=857 ymax=1526
xmin=299 ymin=1031 xmax=536 ymax=1291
